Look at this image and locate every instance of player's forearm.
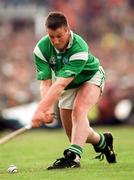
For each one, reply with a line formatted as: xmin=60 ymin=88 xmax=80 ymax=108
xmin=38 ymin=77 xmax=74 ymax=111
xmin=40 ymin=80 xmax=52 ymax=99
xmin=40 ymin=84 xmax=64 ymax=109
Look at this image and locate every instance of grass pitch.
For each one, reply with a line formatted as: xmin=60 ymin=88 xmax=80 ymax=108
xmin=0 ymin=126 xmax=134 ymax=180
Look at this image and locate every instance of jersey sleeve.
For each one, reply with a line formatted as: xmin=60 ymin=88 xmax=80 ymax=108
xmin=56 ymin=51 xmax=88 ymax=78
xmin=33 ymin=45 xmax=52 ymax=80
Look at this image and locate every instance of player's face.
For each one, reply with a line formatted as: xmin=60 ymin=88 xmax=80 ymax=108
xmin=47 ymin=26 xmax=70 ymax=51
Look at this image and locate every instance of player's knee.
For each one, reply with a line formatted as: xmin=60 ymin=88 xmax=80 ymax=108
xmin=72 ymin=105 xmax=86 ymax=120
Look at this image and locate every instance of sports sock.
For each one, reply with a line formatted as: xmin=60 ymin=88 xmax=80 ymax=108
xmin=69 ymin=144 xmax=83 ymax=157
xmin=95 ymin=133 xmax=106 ymax=150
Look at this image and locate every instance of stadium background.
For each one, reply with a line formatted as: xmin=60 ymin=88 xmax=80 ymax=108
xmin=0 ymin=0 xmax=134 ymax=129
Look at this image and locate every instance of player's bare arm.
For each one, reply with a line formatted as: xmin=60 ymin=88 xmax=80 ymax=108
xmin=40 ymin=79 xmax=52 ymax=98
xmin=32 ymin=77 xmax=74 ymax=127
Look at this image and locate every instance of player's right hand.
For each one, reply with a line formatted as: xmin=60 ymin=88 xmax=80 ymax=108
xmin=31 ymin=109 xmax=55 ymax=128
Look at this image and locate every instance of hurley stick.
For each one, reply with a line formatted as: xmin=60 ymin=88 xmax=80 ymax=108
xmin=0 ymin=124 xmax=32 ymax=144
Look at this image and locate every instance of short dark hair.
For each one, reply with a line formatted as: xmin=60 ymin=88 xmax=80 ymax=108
xmin=45 ymin=12 xmax=68 ymax=30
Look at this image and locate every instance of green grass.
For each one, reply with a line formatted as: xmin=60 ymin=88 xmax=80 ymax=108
xmin=0 ymin=126 xmax=134 ymax=180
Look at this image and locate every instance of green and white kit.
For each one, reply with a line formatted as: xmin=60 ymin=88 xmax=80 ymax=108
xmin=33 ymin=31 xmax=105 ymax=108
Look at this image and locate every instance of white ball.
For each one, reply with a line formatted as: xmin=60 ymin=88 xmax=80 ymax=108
xmin=7 ymin=165 xmax=18 ymax=173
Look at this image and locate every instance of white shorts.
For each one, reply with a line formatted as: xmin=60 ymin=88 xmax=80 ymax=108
xmin=58 ymin=66 xmax=105 ymax=109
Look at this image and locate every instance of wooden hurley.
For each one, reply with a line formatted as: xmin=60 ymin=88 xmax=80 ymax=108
xmin=0 ymin=124 xmax=32 ymax=144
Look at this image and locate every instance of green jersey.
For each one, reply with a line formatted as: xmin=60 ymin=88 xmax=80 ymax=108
xmin=33 ymin=31 xmax=100 ymax=89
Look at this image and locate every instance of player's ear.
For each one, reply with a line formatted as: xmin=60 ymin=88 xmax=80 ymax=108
xmin=65 ymin=25 xmax=70 ymax=34
xmin=67 ymin=24 xmax=70 ymax=31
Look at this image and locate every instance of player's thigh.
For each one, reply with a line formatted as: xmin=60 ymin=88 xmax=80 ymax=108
xmin=74 ymin=83 xmax=100 ymax=113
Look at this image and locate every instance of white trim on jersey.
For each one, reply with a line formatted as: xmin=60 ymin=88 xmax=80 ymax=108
xmin=67 ymin=31 xmax=74 ymax=49
xmin=69 ymin=52 xmax=88 ymax=61
xmin=34 ymin=46 xmax=47 ymax=62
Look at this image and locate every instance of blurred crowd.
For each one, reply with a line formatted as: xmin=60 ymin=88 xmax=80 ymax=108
xmin=0 ymin=0 xmax=134 ymax=125
xmin=0 ymin=27 xmax=38 ymax=109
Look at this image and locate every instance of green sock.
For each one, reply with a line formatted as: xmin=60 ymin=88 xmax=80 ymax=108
xmin=95 ymin=133 xmax=106 ymax=149
xmin=69 ymin=144 xmax=83 ymax=157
